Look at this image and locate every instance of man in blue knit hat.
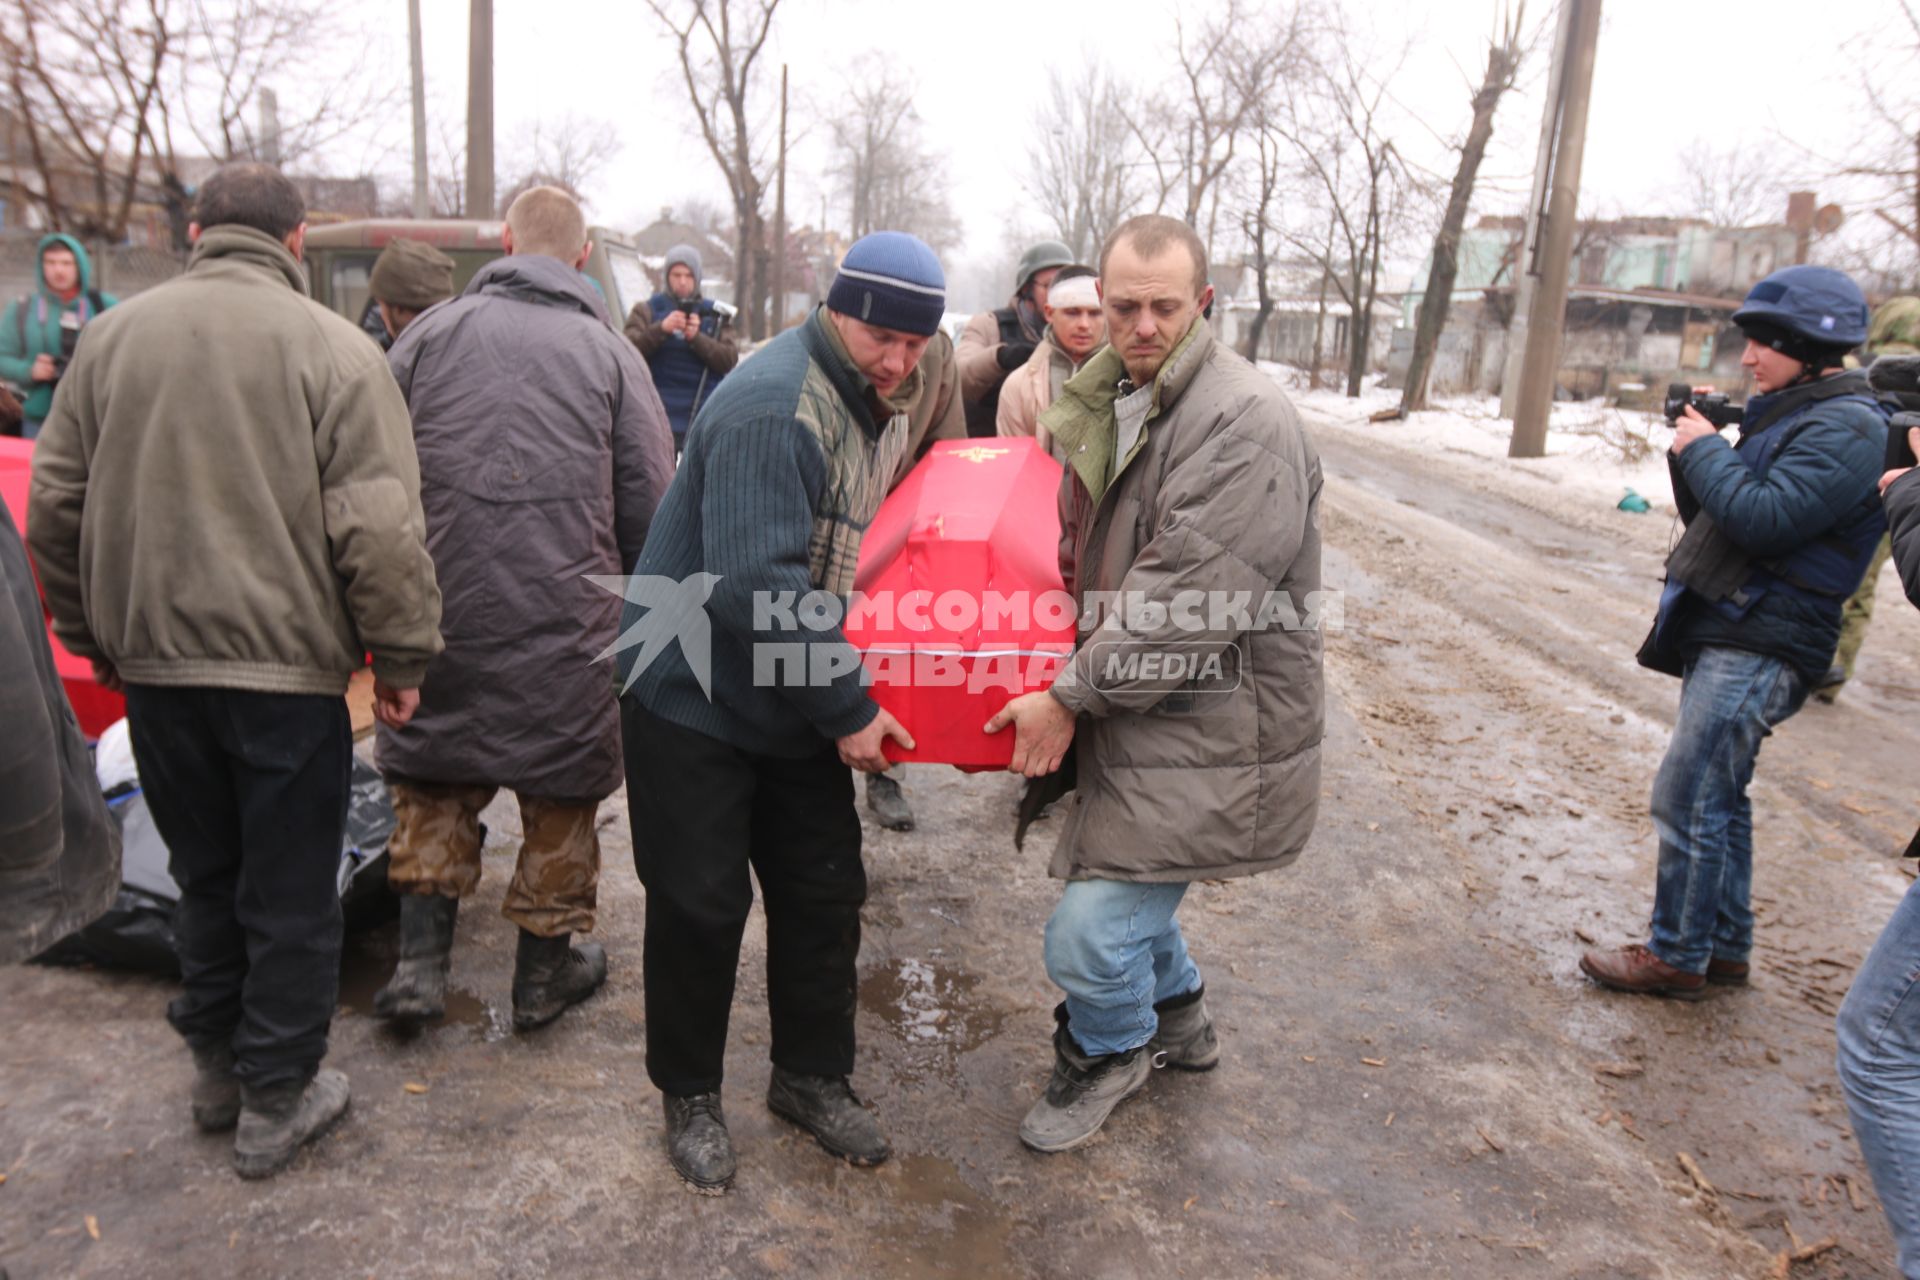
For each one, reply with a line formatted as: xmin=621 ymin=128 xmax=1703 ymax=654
xmin=618 ymin=230 xmax=943 ymax=1192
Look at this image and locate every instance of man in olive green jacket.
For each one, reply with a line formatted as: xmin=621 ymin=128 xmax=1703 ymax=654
xmin=990 ymin=215 xmax=1325 ymax=1154
xmin=28 ymin=163 xmax=443 ymax=1181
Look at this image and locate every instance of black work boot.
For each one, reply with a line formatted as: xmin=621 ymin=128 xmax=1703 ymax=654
xmin=663 ymin=1091 xmax=736 ymax=1194
xmin=232 ymin=1069 xmax=351 ymax=1180
xmin=1019 ymin=1006 xmax=1152 ymax=1153
xmin=865 ymin=772 xmax=915 ymax=832
xmin=189 ymin=1042 xmax=241 ymax=1133
xmin=1149 ymin=985 xmax=1221 ymax=1071
xmin=374 ymin=893 xmax=459 ymax=1025
xmin=510 ymin=929 xmax=608 ymax=1031
xmin=766 ymin=1067 xmax=891 ymax=1166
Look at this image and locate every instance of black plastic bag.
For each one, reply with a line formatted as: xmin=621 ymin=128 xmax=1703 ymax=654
xmin=35 ymin=757 xmax=399 ymax=974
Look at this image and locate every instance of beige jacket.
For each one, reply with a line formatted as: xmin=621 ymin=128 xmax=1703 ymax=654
xmin=1040 ymin=320 xmax=1325 ymax=883
xmin=996 ymin=329 xmax=1087 ymax=458
xmin=29 ymin=226 xmax=443 ymax=695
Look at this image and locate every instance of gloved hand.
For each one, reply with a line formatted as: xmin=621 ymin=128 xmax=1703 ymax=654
xmin=996 ymin=341 xmax=1036 ymax=372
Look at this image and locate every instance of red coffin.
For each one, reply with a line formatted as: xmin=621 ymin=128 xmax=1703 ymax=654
xmin=0 ymin=436 xmax=127 ymax=739
xmin=846 ymin=437 xmax=1075 ymax=768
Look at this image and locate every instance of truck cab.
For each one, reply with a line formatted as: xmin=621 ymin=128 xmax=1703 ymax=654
xmin=303 ymin=219 xmax=653 ymax=337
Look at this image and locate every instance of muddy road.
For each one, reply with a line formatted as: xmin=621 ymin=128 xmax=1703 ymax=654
xmin=4 ymin=402 xmax=1917 ymax=1278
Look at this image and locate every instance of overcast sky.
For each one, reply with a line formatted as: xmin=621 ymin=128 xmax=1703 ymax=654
xmin=384 ymin=0 xmax=1891 ymax=308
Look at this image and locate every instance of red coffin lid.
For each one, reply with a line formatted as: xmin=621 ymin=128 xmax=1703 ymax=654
xmin=0 ymin=436 xmax=127 ymax=738
xmin=846 ymin=437 xmax=1075 ymax=767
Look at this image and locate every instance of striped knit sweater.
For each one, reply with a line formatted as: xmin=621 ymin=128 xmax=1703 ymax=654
xmin=619 ymin=306 xmax=907 ymax=755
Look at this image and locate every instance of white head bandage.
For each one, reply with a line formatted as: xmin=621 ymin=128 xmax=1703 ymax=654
xmin=1048 ymin=275 xmax=1100 ymax=310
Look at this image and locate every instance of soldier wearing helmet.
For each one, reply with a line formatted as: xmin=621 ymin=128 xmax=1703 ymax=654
xmin=956 ymin=239 xmax=1075 ymax=438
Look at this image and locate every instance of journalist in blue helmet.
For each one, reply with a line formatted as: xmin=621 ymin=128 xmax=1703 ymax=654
xmin=1582 ymin=264 xmax=1889 ymax=999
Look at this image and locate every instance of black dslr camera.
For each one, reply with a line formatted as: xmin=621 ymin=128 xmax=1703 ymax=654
xmin=1664 ymin=382 xmax=1743 ymax=429
xmin=1891 ymin=410 xmax=1920 ymax=471
xmin=49 ymin=309 xmax=82 ymax=379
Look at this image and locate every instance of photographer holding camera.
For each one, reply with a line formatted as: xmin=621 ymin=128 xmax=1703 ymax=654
xmin=624 ymin=243 xmax=739 ymax=458
xmin=0 ymin=235 xmax=115 ymax=439
xmin=1583 ymin=265 xmax=1891 ymax=1000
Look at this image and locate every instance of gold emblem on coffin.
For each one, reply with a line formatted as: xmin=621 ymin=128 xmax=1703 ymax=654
xmin=951 ymin=446 xmax=1010 ymax=464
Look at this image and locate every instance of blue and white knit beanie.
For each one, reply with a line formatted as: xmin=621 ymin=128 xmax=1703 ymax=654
xmin=827 ymin=231 xmax=945 ymax=337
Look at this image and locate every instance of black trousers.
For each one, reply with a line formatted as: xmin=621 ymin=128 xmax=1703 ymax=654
xmin=622 ymin=699 xmax=865 ymax=1097
xmin=124 ymin=685 xmax=350 ymax=1088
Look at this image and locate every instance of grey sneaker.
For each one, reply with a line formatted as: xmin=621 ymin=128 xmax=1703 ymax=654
xmin=1149 ymin=986 xmax=1220 ymax=1071
xmin=189 ymin=1042 xmax=241 ymax=1133
xmin=232 ymin=1068 xmax=350 ymax=1180
xmin=374 ymin=893 xmax=459 ymax=1025
xmin=865 ymin=772 xmax=915 ymax=832
xmin=663 ymin=1092 xmax=736 ymax=1194
xmin=1019 ymin=1011 xmax=1152 ymax=1154
xmin=766 ymin=1068 xmax=890 ymax=1166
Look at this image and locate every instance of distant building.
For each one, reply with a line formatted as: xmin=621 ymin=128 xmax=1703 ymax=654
xmin=1210 ymin=259 xmax=1400 ymax=377
xmin=1387 ymin=201 xmax=1810 ymax=399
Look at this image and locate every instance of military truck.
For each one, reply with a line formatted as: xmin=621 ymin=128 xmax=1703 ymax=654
xmin=303 ymin=219 xmax=655 ymax=337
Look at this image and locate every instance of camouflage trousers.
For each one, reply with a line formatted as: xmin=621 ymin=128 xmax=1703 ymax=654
xmin=386 ymin=781 xmax=601 ymax=937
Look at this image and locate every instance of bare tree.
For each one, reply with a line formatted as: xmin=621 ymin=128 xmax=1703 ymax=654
xmin=499 ymin=114 xmax=623 ymax=210
xmin=1274 ymin=26 xmax=1417 ymax=396
xmin=2 ymin=0 xmax=173 ymax=246
xmin=1120 ymin=0 xmax=1301 ymax=250
xmin=646 ymin=0 xmax=782 ymax=340
xmin=823 ymin=59 xmax=962 ymax=254
xmin=1674 ymin=139 xmax=1785 ymax=230
xmin=1396 ymin=5 xmax=1527 ymax=415
xmin=1022 ymin=62 xmax=1139 ymax=262
xmin=1818 ymin=2 xmax=1920 ymax=290
xmin=1237 ymin=113 xmax=1285 ymax=361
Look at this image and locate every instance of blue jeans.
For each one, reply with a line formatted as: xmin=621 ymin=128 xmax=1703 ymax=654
xmin=1648 ymin=646 xmax=1807 ymax=973
xmin=1044 ymin=879 xmax=1202 ymax=1057
xmin=1839 ymin=876 xmax=1920 ymax=1279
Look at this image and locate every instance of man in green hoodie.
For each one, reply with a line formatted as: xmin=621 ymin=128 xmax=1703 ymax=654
xmin=0 ymin=234 xmax=115 ymax=439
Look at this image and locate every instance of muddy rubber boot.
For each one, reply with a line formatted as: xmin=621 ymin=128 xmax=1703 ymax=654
xmin=663 ymin=1091 xmax=736 ymax=1194
xmin=232 ymin=1069 xmax=351 ymax=1180
xmin=1019 ymin=1007 xmax=1153 ymax=1154
xmin=1149 ymin=986 xmax=1221 ymax=1071
xmin=766 ymin=1068 xmax=891 ymax=1166
xmin=373 ymin=893 xmax=459 ymax=1025
xmin=510 ymin=929 xmax=608 ymax=1031
xmin=865 ymin=772 xmax=915 ymax=832
xmin=189 ymin=1042 xmax=241 ymax=1133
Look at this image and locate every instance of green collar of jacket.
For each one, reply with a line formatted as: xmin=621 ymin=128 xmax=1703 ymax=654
xmin=1041 ymin=317 xmax=1212 ymax=506
xmin=187 ymin=225 xmax=309 ymax=295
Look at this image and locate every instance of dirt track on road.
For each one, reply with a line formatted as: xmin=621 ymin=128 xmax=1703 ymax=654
xmin=4 ymin=398 xmax=1916 ymax=1278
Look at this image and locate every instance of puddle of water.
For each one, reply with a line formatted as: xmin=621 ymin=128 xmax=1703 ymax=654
xmin=336 ymin=933 xmax=501 ymax=1037
xmin=860 ymin=958 xmax=1005 ymax=1058
xmin=870 ymin=1154 xmax=1020 ymax=1280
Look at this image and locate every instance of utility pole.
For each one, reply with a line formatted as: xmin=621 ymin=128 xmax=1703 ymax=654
xmin=1508 ymin=0 xmax=1602 ymax=459
xmin=258 ymin=88 xmax=282 ymax=167
xmin=772 ymin=64 xmax=789 ymax=335
xmin=1497 ymin=0 xmax=1574 ymax=420
xmin=409 ymin=0 xmax=429 ymax=218
xmin=465 ymin=0 xmax=494 ymax=220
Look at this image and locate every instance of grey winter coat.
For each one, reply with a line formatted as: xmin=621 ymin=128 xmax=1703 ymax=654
xmin=0 ymin=500 xmax=117 ymax=964
xmin=1039 ymin=321 xmax=1325 ymax=883
xmin=376 ymin=255 xmax=676 ymax=799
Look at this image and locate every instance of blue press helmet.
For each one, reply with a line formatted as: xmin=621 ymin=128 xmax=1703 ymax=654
xmin=1730 ymin=265 xmax=1870 ymax=351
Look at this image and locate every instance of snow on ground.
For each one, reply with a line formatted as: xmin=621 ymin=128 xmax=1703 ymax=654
xmin=1260 ymin=363 xmax=1681 ymax=517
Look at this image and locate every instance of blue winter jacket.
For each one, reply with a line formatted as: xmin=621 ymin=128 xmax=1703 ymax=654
xmin=1659 ymin=370 xmax=1889 ymax=679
